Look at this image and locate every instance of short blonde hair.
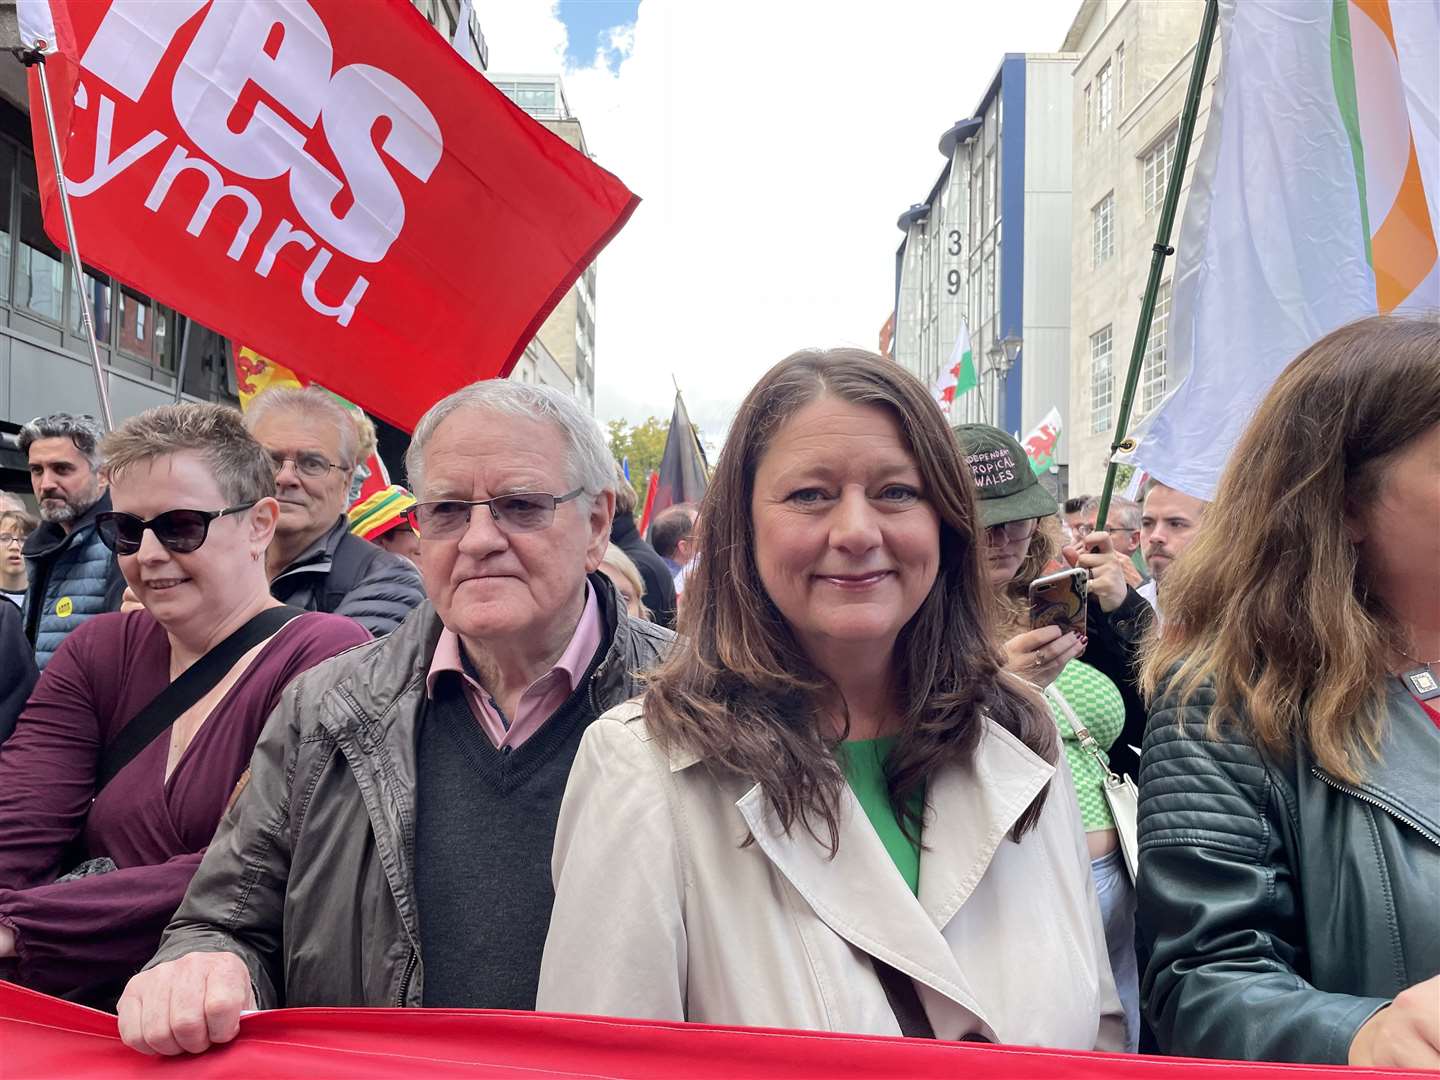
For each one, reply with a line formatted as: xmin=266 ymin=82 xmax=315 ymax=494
xmin=103 ymin=404 xmax=274 ymax=506
xmin=601 ymin=544 xmax=648 ymax=617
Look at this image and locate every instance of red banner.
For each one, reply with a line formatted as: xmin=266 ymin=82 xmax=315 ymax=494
xmin=27 ymin=0 xmax=637 ymax=431
xmin=0 ymin=983 xmax=1426 ymax=1079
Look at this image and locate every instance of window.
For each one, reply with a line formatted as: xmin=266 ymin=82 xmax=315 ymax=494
xmin=1142 ymin=126 xmax=1179 ymax=215
xmin=1090 ymin=326 xmax=1114 ymax=434
xmin=1083 ymin=83 xmax=1092 ymax=146
xmin=72 ymin=267 xmax=112 ymax=341
xmin=1141 ymin=281 xmax=1172 ymax=414
xmin=1116 ymin=42 xmax=1125 ymax=113
xmin=1092 ymin=192 xmax=1115 ymax=268
xmin=1096 ymin=61 xmax=1113 ymax=133
xmin=16 ymin=154 xmax=63 ymax=322
xmin=0 ymin=141 xmax=12 ymax=301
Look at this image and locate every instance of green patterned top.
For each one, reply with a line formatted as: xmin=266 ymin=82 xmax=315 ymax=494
xmin=1046 ymin=661 xmax=1126 ymax=831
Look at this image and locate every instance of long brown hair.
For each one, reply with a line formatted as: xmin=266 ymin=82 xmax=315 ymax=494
xmin=1140 ymin=315 xmax=1440 ymax=781
xmin=643 ymin=348 xmax=1056 ymax=851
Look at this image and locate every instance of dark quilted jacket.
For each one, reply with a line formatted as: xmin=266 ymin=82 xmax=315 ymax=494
xmin=1137 ymin=677 xmax=1440 ymax=1063
xmin=269 ymin=516 xmax=424 ymax=636
xmin=22 ymin=491 xmax=125 ymax=670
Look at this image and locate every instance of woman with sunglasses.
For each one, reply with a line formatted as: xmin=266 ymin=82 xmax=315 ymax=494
xmin=954 ymin=424 xmax=1152 ymax=1052
xmin=0 ymin=404 xmax=369 ymax=1005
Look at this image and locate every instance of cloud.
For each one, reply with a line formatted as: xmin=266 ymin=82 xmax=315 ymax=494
xmin=487 ymin=1 xmax=1080 ymax=444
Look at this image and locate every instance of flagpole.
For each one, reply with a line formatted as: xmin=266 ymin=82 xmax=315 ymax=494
xmin=1093 ymin=0 xmax=1218 ymax=532
xmin=19 ymin=45 xmax=115 ymax=432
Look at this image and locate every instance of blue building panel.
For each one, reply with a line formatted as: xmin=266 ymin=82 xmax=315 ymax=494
xmin=1000 ymin=55 xmax=1027 ymax=436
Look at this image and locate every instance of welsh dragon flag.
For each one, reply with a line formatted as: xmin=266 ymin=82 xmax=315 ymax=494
xmin=931 ymin=321 xmax=977 ymax=413
xmin=1124 ymin=0 xmax=1438 ymax=500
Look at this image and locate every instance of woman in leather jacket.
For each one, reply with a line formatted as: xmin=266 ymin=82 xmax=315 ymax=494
xmin=1136 ymin=314 xmax=1440 ymax=1068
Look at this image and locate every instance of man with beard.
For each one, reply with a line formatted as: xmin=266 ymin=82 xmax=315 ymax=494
xmin=19 ymin=414 xmax=125 ymax=668
xmin=1138 ymin=479 xmax=1209 ymax=622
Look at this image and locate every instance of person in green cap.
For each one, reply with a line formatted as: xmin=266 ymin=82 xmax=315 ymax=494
xmin=954 ymin=422 xmax=1154 ymax=1052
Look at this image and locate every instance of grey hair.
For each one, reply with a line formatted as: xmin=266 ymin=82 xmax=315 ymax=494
xmin=1081 ymin=493 xmax=1142 ymax=532
xmin=19 ymin=413 xmax=106 ymax=470
xmin=406 ymin=381 xmax=612 ymax=498
xmin=242 ymin=386 xmax=360 ymax=470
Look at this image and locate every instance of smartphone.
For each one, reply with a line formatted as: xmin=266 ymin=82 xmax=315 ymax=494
xmin=1028 ymin=567 xmax=1088 ymax=637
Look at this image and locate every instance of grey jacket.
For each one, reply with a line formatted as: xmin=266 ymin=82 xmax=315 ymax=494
xmin=147 ymin=575 xmax=672 ymax=1007
xmin=22 ymin=492 xmax=125 ymax=669
xmin=269 ymin=516 xmax=424 ymax=636
xmin=1138 ymin=678 xmax=1440 ymax=1063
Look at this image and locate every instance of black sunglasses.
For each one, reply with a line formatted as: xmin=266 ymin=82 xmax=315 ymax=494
xmin=96 ymin=501 xmax=258 ymax=556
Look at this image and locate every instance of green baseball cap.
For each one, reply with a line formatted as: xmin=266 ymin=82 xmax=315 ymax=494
xmin=953 ymin=423 xmax=1059 ymax=528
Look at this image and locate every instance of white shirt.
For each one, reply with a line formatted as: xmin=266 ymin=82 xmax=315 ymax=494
xmin=1137 ymin=578 xmax=1161 ymax=623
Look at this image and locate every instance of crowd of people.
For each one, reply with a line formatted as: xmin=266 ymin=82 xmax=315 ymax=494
xmin=0 ymin=313 xmax=1433 ymax=1070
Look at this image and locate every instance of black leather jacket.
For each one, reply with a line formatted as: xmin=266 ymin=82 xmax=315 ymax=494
xmin=1137 ymin=677 xmax=1440 ymax=1063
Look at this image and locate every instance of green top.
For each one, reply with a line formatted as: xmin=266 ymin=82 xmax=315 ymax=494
xmin=835 ymin=736 xmax=922 ymax=894
xmin=1048 ymin=660 xmax=1126 ymax=831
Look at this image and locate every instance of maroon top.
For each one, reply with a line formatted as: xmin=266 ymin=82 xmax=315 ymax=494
xmin=0 ymin=608 xmax=369 ymax=998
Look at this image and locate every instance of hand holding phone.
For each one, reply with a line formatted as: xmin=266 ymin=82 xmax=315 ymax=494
xmin=1028 ymin=567 xmax=1089 ymax=638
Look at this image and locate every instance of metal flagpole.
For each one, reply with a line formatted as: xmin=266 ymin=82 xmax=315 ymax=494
xmin=172 ymin=317 xmax=193 ymax=404
xmin=19 ymin=45 xmax=115 ymax=432
xmin=1093 ymin=0 xmax=1219 ymax=532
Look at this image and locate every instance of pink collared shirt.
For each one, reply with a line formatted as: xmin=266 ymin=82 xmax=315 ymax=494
xmin=425 ymin=584 xmax=603 ymax=750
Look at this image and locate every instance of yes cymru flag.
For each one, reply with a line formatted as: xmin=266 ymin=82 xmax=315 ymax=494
xmin=932 ymin=321 xmax=977 ymax=414
xmin=1124 ymin=0 xmax=1437 ymax=500
xmin=17 ymin=0 xmax=637 ymax=431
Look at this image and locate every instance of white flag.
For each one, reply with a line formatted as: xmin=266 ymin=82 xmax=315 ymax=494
xmin=1127 ymin=0 xmax=1438 ymax=500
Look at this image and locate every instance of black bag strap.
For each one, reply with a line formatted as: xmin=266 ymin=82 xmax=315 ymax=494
xmin=320 ymin=534 xmax=382 ymax=614
xmin=95 ymin=606 xmax=304 ymax=792
xmin=872 ymin=958 xmax=936 ymax=1039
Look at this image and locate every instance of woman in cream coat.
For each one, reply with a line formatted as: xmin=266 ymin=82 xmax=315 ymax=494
xmin=538 ymin=350 xmax=1123 ymax=1049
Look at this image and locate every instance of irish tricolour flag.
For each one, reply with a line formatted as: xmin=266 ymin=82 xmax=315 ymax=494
xmin=932 ymin=320 xmax=978 ymax=415
xmin=1126 ymin=0 xmax=1438 ymax=500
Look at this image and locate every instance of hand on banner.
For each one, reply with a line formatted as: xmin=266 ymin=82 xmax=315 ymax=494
xmin=1062 ymin=532 xmax=1128 ymax=613
xmin=1003 ymin=625 xmax=1085 ymax=689
xmin=1348 ymin=975 xmax=1440 ymax=1070
xmin=117 ymin=951 xmax=255 ymax=1056
xmin=0 ymin=922 xmax=14 ymax=958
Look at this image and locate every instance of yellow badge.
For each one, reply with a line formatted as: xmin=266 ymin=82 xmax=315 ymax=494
xmin=55 ymin=597 xmax=74 ymax=618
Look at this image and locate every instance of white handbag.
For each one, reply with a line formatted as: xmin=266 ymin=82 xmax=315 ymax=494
xmin=1044 ymin=684 xmax=1140 ymax=883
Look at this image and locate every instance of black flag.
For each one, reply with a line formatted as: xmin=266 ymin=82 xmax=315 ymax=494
xmin=642 ymin=392 xmax=708 ymax=533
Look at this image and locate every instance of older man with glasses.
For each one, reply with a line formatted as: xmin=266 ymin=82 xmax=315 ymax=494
xmin=118 ymin=381 xmax=674 ymax=1056
xmin=243 ymin=387 xmax=423 ymax=635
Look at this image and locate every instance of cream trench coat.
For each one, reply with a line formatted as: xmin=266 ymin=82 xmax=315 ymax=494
xmin=537 ymin=701 xmax=1125 ymax=1050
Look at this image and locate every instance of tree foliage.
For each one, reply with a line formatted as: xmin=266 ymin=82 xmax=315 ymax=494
xmin=606 ymin=416 xmax=669 ymax=508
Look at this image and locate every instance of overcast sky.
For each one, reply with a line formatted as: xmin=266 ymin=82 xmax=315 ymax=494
xmin=482 ymin=1 xmax=1080 ymax=448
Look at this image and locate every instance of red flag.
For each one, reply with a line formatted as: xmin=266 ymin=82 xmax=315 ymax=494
xmin=25 ymin=0 xmax=637 ymax=431
xmin=636 ymin=468 xmax=659 ymax=537
xmin=2 ymin=982 xmax=1416 ymax=1080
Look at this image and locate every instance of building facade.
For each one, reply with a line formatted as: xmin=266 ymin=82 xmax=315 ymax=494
xmin=893 ymin=53 xmax=1077 ymax=497
xmin=489 ymin=75 xmax=600 ymax=413
xmin=1064 ymin=0 xmax=1215 ymax=495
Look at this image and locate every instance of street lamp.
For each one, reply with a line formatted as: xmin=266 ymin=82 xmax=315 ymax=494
xmin=989 ymin=334 xmax=1023 ymax=429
